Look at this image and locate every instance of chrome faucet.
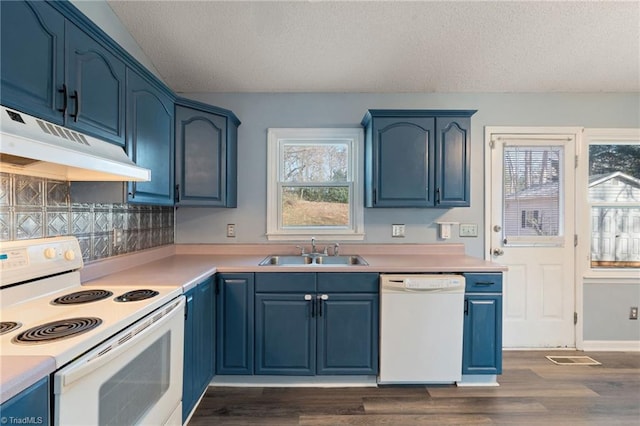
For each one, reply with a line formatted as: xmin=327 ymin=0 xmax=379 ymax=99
xmin=333 ymin=242 xmax=340 ymax=256
xmin=311 ymin=236 xmax=317 ymax=254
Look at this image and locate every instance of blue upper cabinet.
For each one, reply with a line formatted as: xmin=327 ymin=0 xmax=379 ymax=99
xmin=1 ymin=2 xmax=126 ymax=146
xmin=0 ymin=1 xmax=65 ymax=124
xmin=175 ymin=100 xmax=240 ymax=207
xmin=126 ymin=69 xmax=174 ymax=205
xmin=65 ymin=22 xmax=126 ymax=146
xmin=362 ymin=110 xmax=476 ymax=208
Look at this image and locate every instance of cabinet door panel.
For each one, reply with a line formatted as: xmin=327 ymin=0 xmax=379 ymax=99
xmin=195 ymin=278 xmax=215 ymax=391
xmin=175 ymin=106 xmax=227 ymax=205
xmin=436 ymin=117 xmax=470 ymax=206
xmin=216 ymin=274 xmax=254 ymax=375
xmin=126 ymin=70 xmax=174 ymax=205
xmin=66 ymin=23 xmax=126 ymax=145
xmin=0 ymin=377 xmax=50 ymax=426
xmin=0 ymin=1 xmax=64 ymax=124
xmin=182 ymin=289 xmax=196 ymax=422
xmin=317 ymin=293 xmax=379 ymax=375
xmin=463 ymin=294 xmax=502 ymax=375
xmin=372 ymin=117 xmax=435 ymax=207
xmin=255 ymin=294 xmax=315 ymax=375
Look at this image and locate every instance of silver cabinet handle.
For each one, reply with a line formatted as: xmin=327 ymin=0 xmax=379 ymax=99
xmin=493 ymin=248 xmax=504 ymax=256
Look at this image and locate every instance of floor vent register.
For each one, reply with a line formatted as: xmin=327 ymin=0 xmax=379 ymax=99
xmin=545 ymin=355 xmax=601 ymax=366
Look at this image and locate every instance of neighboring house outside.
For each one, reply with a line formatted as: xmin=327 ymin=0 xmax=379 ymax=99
xmin=504 ymin=182 xmax=560 ymax=238
xmin=589 ymin=172 xmax=640 ymax=265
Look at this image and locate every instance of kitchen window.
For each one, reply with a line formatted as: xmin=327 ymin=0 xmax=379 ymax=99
xmin=266 ymin=128 xmax=364 ymax=240
xmin=582 ymin=129 xmax=640 ymax=271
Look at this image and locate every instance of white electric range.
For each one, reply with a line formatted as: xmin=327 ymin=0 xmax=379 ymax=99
xmin=0 ymin=236 xmax=185 ymax=425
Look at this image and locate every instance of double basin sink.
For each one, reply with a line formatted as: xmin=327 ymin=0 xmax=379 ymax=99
xmin=259 ymin=254 xmax=368 ymax=266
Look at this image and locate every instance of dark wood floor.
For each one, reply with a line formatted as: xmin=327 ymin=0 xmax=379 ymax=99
xmin=189 ymin=351 xmax=640 ymax=425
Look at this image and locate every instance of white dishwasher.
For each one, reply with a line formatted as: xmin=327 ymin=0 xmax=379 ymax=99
xmin=379 ymin=274 xmax=465 ymax=384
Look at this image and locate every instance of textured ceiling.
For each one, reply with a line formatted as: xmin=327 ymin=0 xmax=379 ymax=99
xmin=107 ymin=0 xmax=640 ymax=93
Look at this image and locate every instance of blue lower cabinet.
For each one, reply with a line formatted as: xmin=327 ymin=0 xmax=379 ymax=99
xmin=254 ymin=273 xmax=379 ymax=376
xmin=255 ymin=294 xmax=316 ymax=375
xmin=216 ymin=273 xmax=254 ymax=375
xmin=182 ymin=277 xmax=215 ymax=423
xmin=317 ymin=293 xmax=379 ymax=375
xmin=0 ymin=377 xmax=50 ymax=426
xmin=462 ymin=273 xmax=503 ymax=375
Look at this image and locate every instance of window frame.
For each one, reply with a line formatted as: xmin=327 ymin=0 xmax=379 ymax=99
xmin=266 ymin=128 xmax=365 ymax=241
xmin=579 ymin=128 xmax=640 ymax=279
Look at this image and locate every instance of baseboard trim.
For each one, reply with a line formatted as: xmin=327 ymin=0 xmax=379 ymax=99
xmin=582 ymin=340 xmax=640 ymax=351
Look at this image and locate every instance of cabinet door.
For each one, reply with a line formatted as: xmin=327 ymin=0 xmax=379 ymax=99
xmin=175 ymin=106 xmax=229 ymax=206
xmin=435 ymin=117 xmax=471 ymax=207
xmin=65 ymin=23 xmax=126 ymax=145
xmin=126 ymin=69 xmax=174 ymax=205
xmin=462 ymin=294 xmax=503 ymax=375
xmin=317 ymin=293 xmax=379 ymax=375
xmin=255 ymin=293 xmax=316 ymax=375
xmin=216 ymin=273 xmax=254 ymax=375
xmin=370 ymin=117 xmax=435 ymax=207
xmin=0 ymin=0 xmax=64 ymax=124
xmin=195 ymin=278 xmax=216 ymax=392
xmin=0 ymin=377 xmax=50 ymax=426
xmin=182 ymin=288 xmax=197 ymax=422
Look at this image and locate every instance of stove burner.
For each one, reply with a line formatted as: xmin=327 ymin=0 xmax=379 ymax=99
xmin=52 ymin=289 xmax=113 ymax=305
xmin=114 ymin=289 xmax=159 ymax=302
xmin=0 ymin=321 xmax=22 ymax=335
xmin=13 ymin=317 xmax=102 ymax=344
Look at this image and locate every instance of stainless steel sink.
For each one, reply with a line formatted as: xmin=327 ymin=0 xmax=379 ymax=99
xmin=259 ymin=254 xmax=368 ymax=266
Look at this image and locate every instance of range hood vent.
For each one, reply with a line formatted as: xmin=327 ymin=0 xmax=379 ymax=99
xmin=0 ymin=106 xmax=150 ymax=181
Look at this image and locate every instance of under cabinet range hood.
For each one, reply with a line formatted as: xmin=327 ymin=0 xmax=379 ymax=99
xmin=0 ymin=106 xmax=150 ymax=181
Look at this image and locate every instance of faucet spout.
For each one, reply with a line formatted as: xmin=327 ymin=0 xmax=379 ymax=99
xmin=311 ymin=236 xmax=317 ymax=254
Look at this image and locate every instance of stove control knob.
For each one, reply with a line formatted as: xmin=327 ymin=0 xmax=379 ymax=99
xmin=44 ymin=247 xmax=57 ymax=259
xmin=64 ymin=250 xmax=76 ymax=261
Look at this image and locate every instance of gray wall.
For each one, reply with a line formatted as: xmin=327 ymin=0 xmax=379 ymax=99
xmin=584 ymin=282 xmax=640 ymax=341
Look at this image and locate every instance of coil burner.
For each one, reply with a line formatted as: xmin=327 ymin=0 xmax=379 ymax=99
xmin=0 ymin=321 xmax=22 ymax=335
xmin=51 ymin=290 xmax=113 ymax=305
xmin=13 ymin=317 xmax=102 ymax=344
xmin=114 ymin=289 xmax=159 ymax=302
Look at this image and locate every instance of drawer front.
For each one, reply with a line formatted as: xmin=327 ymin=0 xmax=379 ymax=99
xmin=255 ymin=273 xmax=316 ymax=293
xmin=463 ymin=273 xmax=502 ymax=293
xmin=317 ymin=273 xmax=379 ymax=293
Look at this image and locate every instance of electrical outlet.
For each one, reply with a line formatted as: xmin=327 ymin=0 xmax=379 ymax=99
xmin=226 ymin=224 xmax=236 ymax=238
xmin=459 ymin=223 xmax=478 ymax=237
xmin=630 ymin=307 xmax=638 ymax=320
xmin=392 ymin=224 xmax=405 ymax=237
xmin=112 ymin=228 xmax=123 ymax=247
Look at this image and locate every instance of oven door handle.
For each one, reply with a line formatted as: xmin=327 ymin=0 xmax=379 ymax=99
xmin=57 ymin=296 xmax=185 ymax=390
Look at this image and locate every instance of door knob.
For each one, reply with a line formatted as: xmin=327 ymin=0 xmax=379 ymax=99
xmin=493 ymin=248 xmax=504 ymax=256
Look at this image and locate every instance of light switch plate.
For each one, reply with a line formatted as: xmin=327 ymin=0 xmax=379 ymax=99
xmin=392 ymin=224 xmax=405 ymax=237
xmin=460 ymin=223 xmax=478 ymax=237
xmin=226 ymin=224 xmax=236 ymax=238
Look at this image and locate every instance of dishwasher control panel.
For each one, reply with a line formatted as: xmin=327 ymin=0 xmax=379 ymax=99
xmin=381 ymin=274 xmax=465 ymax=292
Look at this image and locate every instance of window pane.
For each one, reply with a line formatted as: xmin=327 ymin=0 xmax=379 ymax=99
xmin=282 ymin=186 xmax=349 ymax=227
xmin=282 ymin=142 xmax=348 ymax=183
xmin=588 ymin=143 xmax=640 ymax=268
xmin=591 ymin=207 xmax=640 ymax=267
xmin=503 ymin=146 xmax=562 ymax=239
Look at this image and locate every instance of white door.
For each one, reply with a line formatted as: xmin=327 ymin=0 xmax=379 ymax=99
xmin=486 ymin=128 xmax=578 ymax=348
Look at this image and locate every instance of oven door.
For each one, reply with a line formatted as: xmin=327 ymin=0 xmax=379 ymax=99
xmin=53 ymin=296 xmax=185 ymax=426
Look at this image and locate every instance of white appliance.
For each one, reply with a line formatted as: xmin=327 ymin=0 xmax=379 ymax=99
xmin=0 ymin=237 xmax=184 ymax=425
xmin=0 ymin=105 xmax=150 ymax=181
xmin=379 ymin=274 xmax=465 ymax=384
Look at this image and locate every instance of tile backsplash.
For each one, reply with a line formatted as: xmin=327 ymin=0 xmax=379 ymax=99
xmin=1 ymin=173 xmax=174 ymax=262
